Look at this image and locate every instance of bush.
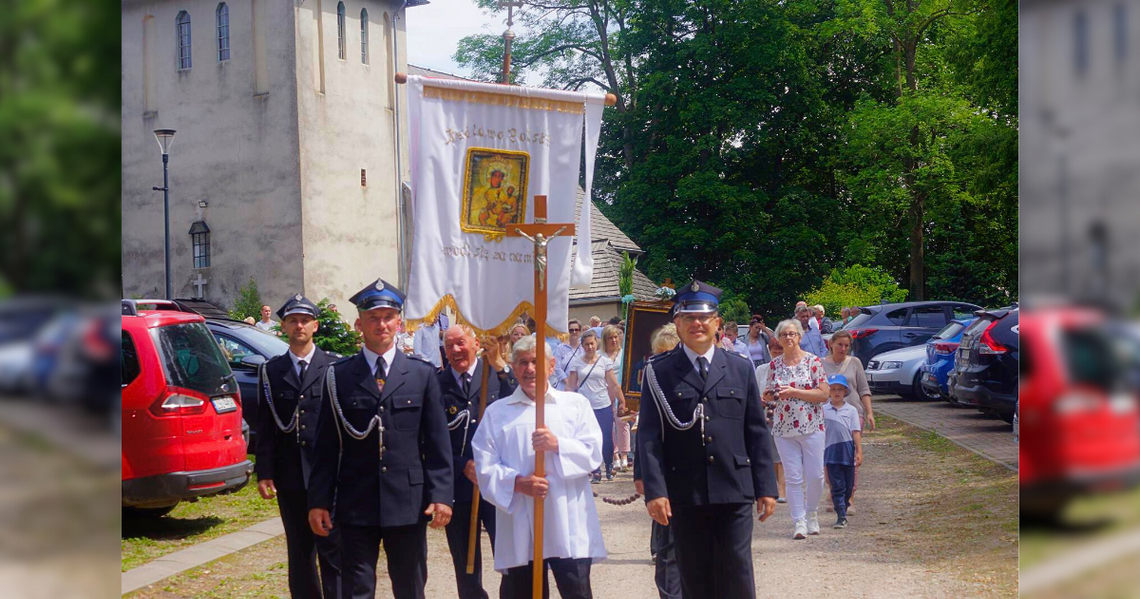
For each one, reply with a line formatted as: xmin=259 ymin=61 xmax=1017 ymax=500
xmin=805 ymin=264 xmax=909 ymax=317
xmin=312 ymin=299 xmax=361 ymax=356
xmin=718 ymin=297 xmax=752 ymax=325
xmin=229 ymin=277 xmax=264 ymax=321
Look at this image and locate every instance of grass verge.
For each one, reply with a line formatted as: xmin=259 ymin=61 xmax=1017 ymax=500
xmin=121 ymin=466 xmax=277 ymax=572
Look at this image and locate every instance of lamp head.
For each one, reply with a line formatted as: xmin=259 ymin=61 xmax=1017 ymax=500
xmin=153 ymin=128 xmax=177 ymax=155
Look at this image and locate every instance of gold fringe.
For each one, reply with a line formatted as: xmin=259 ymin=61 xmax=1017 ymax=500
xmin=423 ymin=85 xmax=585 ymax=114
xmin=405 ymin=294 xmax=569 ymax=340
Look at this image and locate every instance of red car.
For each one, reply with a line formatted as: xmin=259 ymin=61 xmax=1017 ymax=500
xmin=121 ymin=300 xmax=251 ymax=517
xmin=1019 ymin=307 xmax=1140 ymax=520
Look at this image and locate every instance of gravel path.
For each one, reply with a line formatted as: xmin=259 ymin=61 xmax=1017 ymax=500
xmin=127 ymin=415 xmax=1017 ymax=598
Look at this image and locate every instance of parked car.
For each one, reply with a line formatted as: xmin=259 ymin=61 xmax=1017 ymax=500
xmin=864 ymin=344 xmax=937 ymax=399
xmin=948 ymin=307 xmax=1019 ymax=422
xmin=204 ymin=318 xmax=291 ymax=453
xmin=1019 ymin=306 xmax=1140 ymax=520
xmin=0 ymin=296 xmax=71 ymax=395
xmin=121 ymin=299 xmax=251 ymax=517
xmin=846 ymin=301 xmax=981 ymax=365
xmin=919 ymin=318 xmax=975 ymax=403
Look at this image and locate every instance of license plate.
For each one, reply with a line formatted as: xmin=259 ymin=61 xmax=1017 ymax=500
xmin=212 ymin=396 xmax=237 ymax=414
xmin=959 ymin=348 xmax=970 ymax=361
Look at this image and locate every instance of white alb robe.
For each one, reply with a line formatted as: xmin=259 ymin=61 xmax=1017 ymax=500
xmin=471 ymin=386 xmax=608 ymax=572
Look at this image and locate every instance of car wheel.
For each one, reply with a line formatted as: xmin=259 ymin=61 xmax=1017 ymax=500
xmin=913 ymin=373 xmax=940 ymax=401
xmin=123 ymin=504 xmax=178 ymax=519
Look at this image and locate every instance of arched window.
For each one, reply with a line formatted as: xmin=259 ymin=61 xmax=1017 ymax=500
xmin=337 ymin=2 xmax=346 ymax=60
xmin=360 ymin=8 xmax=369 ymax=64
xmin=216 ymin=3 xmax=230 ymax=62
xmin=176 ymin=11 xmax=192 ymax=70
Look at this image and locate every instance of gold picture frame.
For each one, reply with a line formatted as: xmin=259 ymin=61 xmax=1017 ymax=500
xmin=621 ymin=301 xmax=676 ymax=414
xmin=460 ymin=147 xmax=530 ymax=242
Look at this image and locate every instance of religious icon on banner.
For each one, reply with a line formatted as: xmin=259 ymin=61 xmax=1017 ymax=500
xmin=461 ymin=147 xmax=530 ymax=241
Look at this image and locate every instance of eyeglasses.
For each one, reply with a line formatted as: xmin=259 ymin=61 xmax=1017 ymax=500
xmin=779 ymin=332 xmax=800 ymax=338
xmin=679 ymin=314 xmax=717 ymax=324
xmin=569 ymin=328 xmax=581 ymax=333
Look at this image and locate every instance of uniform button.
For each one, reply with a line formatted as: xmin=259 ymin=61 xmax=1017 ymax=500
xmin=380 ymin=407 xmax=385 ymax=413
xmin=300 ymin=409 xmax=306 ymax=415
xmin=300 ymin=441 xmax=308 ymax=447
xmin=704 ymin=416 xmax=710 ymax=421
xmin=381 ymin=466 xmax=388 ymax=473
xmin=300 ymin=424 xmax=306 ymax=430
xmin=708 ymin=456 xmax=715 ymax=464
xmin=701 ymin=397 xmax=708 ymax=403
xmin=705 ymin=436 xmax=713 ymax=443
xmin=300 ymin=395 xmax=305 ymax=400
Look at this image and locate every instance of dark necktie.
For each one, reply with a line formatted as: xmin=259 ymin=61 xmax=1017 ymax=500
xmin=462 ymin=372 xmax=472 ymax=398
xmin=697 ymin=356 xmax=709 ymax=381
xmin=297 ymin=359 xmax=308 ymax=384
xmin=375 ymin=356 xmax=388 ymax=392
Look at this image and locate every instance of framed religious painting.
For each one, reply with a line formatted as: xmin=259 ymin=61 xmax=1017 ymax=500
xmin=621 ymin=300 xmax=675 ymax=414
xmin=460 ymin=147 xmax=530 ymax=241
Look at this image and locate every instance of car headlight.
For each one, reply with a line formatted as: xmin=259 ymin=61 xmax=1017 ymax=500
xmin=881 ymin=361 xmax=903 ymax=370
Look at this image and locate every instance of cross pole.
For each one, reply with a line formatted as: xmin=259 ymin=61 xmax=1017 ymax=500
xmin=504 ymin=194 xmax=574 ymax=598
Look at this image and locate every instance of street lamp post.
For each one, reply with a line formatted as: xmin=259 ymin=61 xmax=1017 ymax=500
xmin=153 ymin=128 xmax=176 ymax=299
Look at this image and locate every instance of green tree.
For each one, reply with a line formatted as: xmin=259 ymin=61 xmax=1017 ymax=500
xmin=717 ymin=297 xmax=752 ymax=325
xmin=312 ymin=299 xmax=361 ymax=356
xmin=804 ymin=264 xmax=909 ymax=316
xmin=228 ymin=278 xmax=264 ymax=321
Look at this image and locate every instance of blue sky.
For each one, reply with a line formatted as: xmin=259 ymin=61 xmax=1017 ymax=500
xmin=404 ymin=0 xmax=501 ymax=77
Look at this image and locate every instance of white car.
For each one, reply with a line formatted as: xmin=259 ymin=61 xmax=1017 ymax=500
xmin=864 ymin=344 xmax=939 ymax=400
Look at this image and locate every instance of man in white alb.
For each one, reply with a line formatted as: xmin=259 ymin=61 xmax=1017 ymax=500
xmin=471 ymin=334 xmax=606 ymax=599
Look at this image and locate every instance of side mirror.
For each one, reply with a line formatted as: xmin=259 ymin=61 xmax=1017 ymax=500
xmin=239 ymin=354 xmax=267 ymax=368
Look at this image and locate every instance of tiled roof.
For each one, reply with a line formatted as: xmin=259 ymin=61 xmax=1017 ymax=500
xmin=569 ymin=240 xmax=658 ymax=304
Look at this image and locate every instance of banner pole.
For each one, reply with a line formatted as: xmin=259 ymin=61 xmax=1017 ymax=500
xmin=465 ymin=357 xmax=492 ymax=574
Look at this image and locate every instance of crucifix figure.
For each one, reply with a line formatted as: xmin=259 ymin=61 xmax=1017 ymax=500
xmin=504 ymin=194 xmax=575 ymax=597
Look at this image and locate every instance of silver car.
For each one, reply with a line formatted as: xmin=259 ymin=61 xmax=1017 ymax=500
xmin=864 ymin=344 xmax=939 ymax=400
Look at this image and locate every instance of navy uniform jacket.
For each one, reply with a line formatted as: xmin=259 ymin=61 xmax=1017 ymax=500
xmin=308 ymin=350 xmax=453 ymax=527
xmin=637 ymin=346 xmax=778 ymax=506
xmin=437 ymin=359 xmax=517 ymax=502
xmin=254 ymin=348 xmax=332 ymax=491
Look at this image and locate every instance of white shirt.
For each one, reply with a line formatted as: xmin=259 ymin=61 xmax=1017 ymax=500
xmin=412 ymin=322 xmax=442 ymax=367
xmin=255 ymin=319 xmax=276 ymax=332
xmin=568 ymin=354 xmax=613 ymax=410
xmin=471 ymin=386 xmax=608 ymax=571
xmin=288 ymin=344 xmax=317 ymax=379
xmin=360 ymin=344 xmax=398 ymax=378
xmin=681 ymin=343 xmax=716 ymax=374
xmin=451 ymin=361 xmax=479 ymax=390
xmin=754 ymin=362 xmax=771 ymax=393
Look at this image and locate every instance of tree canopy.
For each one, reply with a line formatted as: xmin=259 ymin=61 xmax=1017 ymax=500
xmin=455 ymin=0 xmax=1016 ymax=317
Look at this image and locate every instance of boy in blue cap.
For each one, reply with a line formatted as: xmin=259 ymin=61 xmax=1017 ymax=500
xmin=823 ymin=374 xmax=863 ymax=528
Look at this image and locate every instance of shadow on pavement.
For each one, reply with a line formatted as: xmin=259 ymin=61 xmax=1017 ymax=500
xmin=122 ymin=515 xmax=226 ymax=542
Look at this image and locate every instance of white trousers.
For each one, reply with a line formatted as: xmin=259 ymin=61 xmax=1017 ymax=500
xmin=774 ymin=431 xmax=826 ymax=523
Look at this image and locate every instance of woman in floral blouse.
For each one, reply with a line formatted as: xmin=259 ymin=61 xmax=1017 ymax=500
xmin=764 ymin=319 xmax=830 ymax=539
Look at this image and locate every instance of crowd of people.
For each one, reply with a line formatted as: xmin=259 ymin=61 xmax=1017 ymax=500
xmin=252 ymin=279 xmax=876 ymax=599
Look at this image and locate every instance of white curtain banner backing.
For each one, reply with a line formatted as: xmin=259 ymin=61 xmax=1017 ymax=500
xmin=404 ymin=75 xmax=605 ymax=336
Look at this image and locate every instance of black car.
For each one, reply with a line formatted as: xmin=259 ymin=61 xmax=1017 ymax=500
xmin=204 ymin=319 xmax=290 ymax=453
xmin=948 ymin=307 xmax=1019 ymax=423
xmin=846 ymin=301 xmax=982 ymax=366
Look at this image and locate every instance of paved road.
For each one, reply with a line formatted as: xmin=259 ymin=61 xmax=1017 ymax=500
xmin=873 ymin=394 xmax=1017 ymax=469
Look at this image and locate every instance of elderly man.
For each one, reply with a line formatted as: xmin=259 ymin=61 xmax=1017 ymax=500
xmin=439 ymin=325 xmax=517 ymax=599
xmin=471 ymin=335 xmax=607 ymax=599
xmin=813 ymin=305 xmax=835 ymax=334
xmin=638 ymin=280 xmax=778 ymax=599
xmin=307 ymin=279 xmax=453 ymax=599
xmin=795 ymin=305 xmax=828 ymax=357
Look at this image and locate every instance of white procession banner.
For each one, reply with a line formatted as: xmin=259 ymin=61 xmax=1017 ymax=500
xmin=404 ymin=75 xmax=605 ymax=336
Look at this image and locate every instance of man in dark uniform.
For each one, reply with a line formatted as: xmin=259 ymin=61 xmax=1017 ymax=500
xmin=637 ymin=280 xmax=779 ymax=599
xmin=307 ymin=279 xmax=453 ymax=599
xmin=255 ymin=294 xmax=341 ymax=599
xmin=438 ymin=325 xmax=517 ymax=599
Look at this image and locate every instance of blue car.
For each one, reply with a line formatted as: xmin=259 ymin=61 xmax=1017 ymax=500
xmin=920 ymin=318 xmax=975 ymax=403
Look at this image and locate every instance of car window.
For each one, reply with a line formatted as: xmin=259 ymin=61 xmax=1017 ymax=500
xmin=216 ymin=334 xmax=257 ymax=364
xmin=886 ymin=309 xmax=908 ymax=325
xmin=845 ymin=312 xmax=874 ymax=329
xmin=222 ymin=324 xmax=290 ymax=357
xmin=122 ymin=331 xmax=141 ymax=386
xmin=911 ymin=306 xmax=948 ymax=329
xmin=952 ymin=305 xmax=978 ymax=320
xmin=152 ymin=322 xmax=235 ymax=397
xmin=933 ymin=321 xmax=965 ymax=340
xmin=1063 ymin=328 xmax=1126 ymax=391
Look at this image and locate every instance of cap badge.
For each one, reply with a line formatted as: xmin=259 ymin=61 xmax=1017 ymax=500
xmin=375 ymin=280 xmax=385 ymax=291
xmin=691 ymin=282 xmax=700 ymax=292
xmin=294 ymin=294 xmax=303 ymax=301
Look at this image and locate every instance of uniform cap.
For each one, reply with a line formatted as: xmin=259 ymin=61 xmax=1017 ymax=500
xmin=673 ymin=279 xmax=722 ymax=315
xmin=276 ymin=294 xmax=319 ymax=320
xmin=349 ymin=278 xmax=405 ymax=312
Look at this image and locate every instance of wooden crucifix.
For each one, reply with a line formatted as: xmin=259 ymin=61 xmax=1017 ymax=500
xmin=505 ymin=194 xmax=575 ymax=597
